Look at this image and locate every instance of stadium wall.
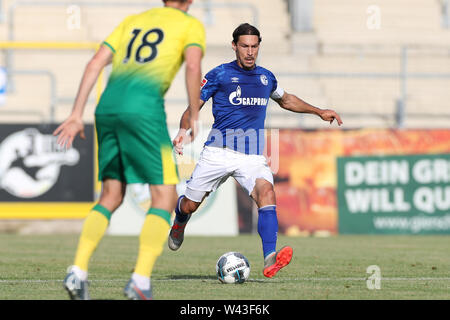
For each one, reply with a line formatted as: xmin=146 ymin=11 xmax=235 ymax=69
xmin=271 ymin=129 xmax=450 ymax=236
xmin=0 ymin=1 xmax=449 ymax=235
xmin=1 ymin=125 xmax=449 ymax=236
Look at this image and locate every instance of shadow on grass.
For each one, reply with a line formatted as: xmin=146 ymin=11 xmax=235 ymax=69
xmin=164 ymin=274 xmax=218 ymax=281
xmin=163 ymin=274 xmax=269 ymax=284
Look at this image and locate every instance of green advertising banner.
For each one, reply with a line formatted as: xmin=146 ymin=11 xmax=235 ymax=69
xmin=337 ymin=153 xmax=450 ymax=234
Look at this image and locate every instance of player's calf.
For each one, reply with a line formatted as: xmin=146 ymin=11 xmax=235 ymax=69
xmin=168 ymin=195 xmax=192 ymax=251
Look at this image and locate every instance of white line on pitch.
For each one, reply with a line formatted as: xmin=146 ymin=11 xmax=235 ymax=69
xmin=1 ymin=277 xmax=450 ymax=283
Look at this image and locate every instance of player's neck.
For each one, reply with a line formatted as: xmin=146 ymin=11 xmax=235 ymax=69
xmin=236 ymin=59 xmax=256 ymax=71
xmin=164 ymin=1 xmax=190 ymax=13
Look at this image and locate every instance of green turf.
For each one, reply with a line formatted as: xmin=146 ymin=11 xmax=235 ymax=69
xmin=0 ymin=234 xmax=448 ymax=300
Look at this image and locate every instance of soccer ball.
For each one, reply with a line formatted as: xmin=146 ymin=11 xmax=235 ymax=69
xmin=215 ymin=252 xmax=250 ymax=284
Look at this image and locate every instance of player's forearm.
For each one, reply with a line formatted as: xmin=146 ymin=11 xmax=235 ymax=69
xmin=70 ymin=46 xmax=112 ymax=120
xmin=70 ymin=61 xmax=103 ymax=119
xmin=185 ymin=65 xmax=202 ymax=121
xmin=179 ymin=108 xmax=191 ymax=130
xmin=282 ymin=94 xmax=324 ymax=117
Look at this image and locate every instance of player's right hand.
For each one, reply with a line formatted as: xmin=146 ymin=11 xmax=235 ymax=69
xmin=173 ymin=129 xmax=190 ymax=155
xmin=189 ymin=117 xmax=199 ymax=142
xmin=189 ymin=110 xmax=199 ymax=142
xmin=320 ymin=109 xmax=343 ymax=126
xmin=53 ymin=116 xmax=85 ymax=149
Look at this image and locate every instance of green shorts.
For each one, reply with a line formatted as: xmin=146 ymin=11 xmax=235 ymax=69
xmin=95 ymin=114 xmax=179 ymax=185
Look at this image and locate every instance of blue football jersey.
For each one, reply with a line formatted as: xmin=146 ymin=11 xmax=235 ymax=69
xmin=201 ymin=60 xmax=279 ymax=155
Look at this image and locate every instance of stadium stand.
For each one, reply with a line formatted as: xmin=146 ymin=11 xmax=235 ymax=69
xmin=285 ymin=0 xmax=450 ymax=128
xmin=313 ymin=0 xmax=449 ymax=48
xmin=0 ymin=0 xmax=449 ymax=128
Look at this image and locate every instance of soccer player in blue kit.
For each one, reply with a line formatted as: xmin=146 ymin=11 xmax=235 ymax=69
xmin=169 ymin=23 xmax=343 ymax=278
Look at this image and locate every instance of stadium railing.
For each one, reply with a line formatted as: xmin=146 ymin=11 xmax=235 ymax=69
xmin=4 ymin=0 xmax=259 ymax=91
xmin=0 ymin=41 xmax=103 ymax=123
xmin=2 ymin=42 xmax=449 ymax=129
xmin=270 ymin=46 xmax=450 ymax=129
xmin=0 ymin=0 xmax=3 ymax=23
xmin=0 ymin=41 xmax=103 ymax=219
xmin=6 ymin=0 xmax=259 ymax=28
xmin=2 ymin=2 xmax=449 ymax=129
xmin=444 ymin=0 xmax=450 ymax=28
xmin=0 ymin=68 xmax=56 ymax=121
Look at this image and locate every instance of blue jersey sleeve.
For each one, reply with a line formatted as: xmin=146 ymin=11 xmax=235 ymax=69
xmin=200 ymin=65 xmax=225 ymax=102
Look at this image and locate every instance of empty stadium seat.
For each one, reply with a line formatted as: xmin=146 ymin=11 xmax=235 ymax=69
xmin=0 ymin=0 xmax=448 ymax=129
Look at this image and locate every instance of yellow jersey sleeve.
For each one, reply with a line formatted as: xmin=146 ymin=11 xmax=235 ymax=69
xmin=183 ymin=18 xmax=206 ymax=54
xmin=103 ymin=16 xmax=132 ymax=53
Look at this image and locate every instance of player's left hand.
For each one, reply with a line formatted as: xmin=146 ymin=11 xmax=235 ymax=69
xmin=320 ymin=109 xmax=343 ymax=126
xmin=53 ymin=116 xmax=85 ymax=149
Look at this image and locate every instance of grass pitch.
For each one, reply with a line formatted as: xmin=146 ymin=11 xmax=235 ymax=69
xmin=0 ymin=234 xmax=448 ymax=300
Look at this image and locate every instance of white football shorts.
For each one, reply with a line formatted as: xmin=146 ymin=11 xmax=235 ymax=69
xmin=185 ymin=146 xmax=274 ymax=202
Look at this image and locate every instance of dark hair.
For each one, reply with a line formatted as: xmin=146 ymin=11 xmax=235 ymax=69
xmin=232 ymin=23 xmax=262 ymax=44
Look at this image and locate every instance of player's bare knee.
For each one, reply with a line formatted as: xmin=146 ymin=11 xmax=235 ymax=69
xmin=255 ymin=184 xmax=276 ymax=207
xmin=264 ymin=189 xmax=276 ymax=205
xmin=99 ymin=189 xmax=125 ymax=211
xmin=149 ymin=185 xmax=177 ymax=213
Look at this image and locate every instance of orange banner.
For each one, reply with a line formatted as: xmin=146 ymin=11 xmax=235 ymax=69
xmin=271 ymin=129 xmax=450 ymax=235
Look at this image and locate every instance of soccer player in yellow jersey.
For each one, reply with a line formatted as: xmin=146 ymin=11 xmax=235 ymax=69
xmin=54 ymin=0 xmax=205 ymax=300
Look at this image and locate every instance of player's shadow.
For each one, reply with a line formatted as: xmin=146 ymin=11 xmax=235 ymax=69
xmin=164 ymin=275 xmax=269 ymax=283
xmin=164 ymin=274 xmax=217 ymax=281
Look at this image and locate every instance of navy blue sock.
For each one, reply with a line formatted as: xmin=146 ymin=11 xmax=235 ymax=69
xmin=175 ymin=195 xmax=189 ymax=223
xmin=257 ymin=205 xmax=278 ymax=259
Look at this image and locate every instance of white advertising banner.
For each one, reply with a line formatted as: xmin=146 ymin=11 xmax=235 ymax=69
xmin=108 ymin=125 xmax=239 ymax=236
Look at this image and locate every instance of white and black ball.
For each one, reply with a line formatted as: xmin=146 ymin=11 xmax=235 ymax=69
xmin=215 ymin=252 xmax=250 ymax=284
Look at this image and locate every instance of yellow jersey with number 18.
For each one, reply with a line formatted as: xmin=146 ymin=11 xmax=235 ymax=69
xmin=95 ymin=7 xmax=206 ymax=117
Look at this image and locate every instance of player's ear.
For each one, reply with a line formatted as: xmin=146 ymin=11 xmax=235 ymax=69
xmin=231 ymin=41 xmax=237 ymax=52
